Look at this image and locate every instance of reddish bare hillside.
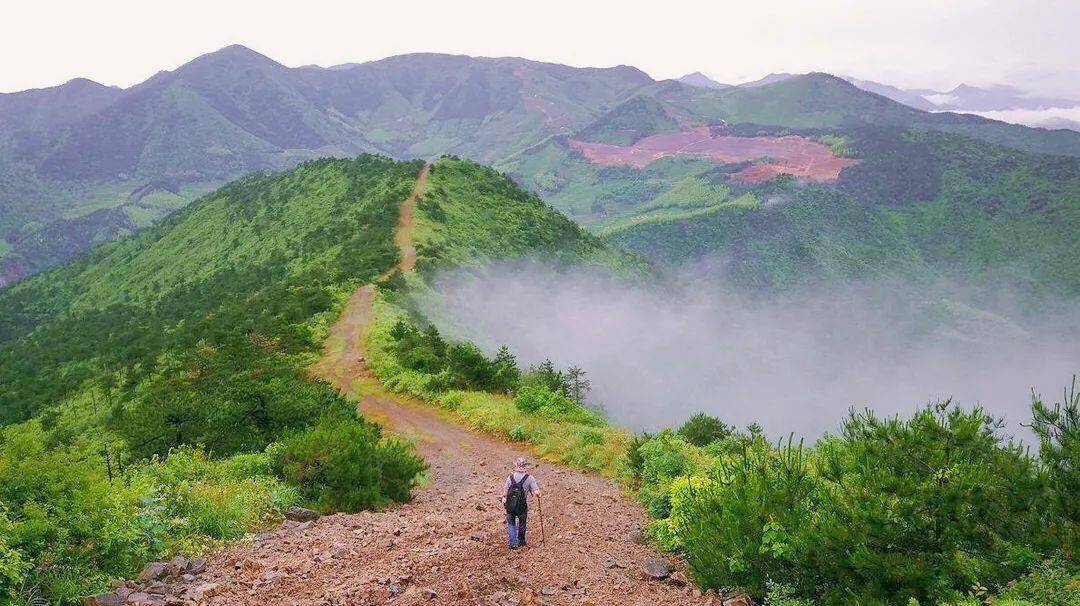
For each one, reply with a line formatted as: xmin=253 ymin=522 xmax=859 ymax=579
xmin=569 ymin=126 xmax=857 ymax=183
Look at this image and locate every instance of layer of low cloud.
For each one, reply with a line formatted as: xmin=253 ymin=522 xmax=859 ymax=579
xmin=957 ymin=106 xmax=1080 ymax=131
xmin=422 ymin=262 xmax=1079 ymax=442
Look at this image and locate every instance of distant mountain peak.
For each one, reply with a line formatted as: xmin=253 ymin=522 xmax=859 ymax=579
xmin=803 ymin=72 xmax=852 ymax=84
xmin=678 ymin=72 xmax=728 ymax=90
xmin=214 ymin=43 xmax=267 ymax=59
xmin=179 ymin=44 xmax=284 ymax=72
xmin=62 ymin=77 xmax=111 ymax=89
xmin=738 ymin=72 xmax=798 ymax=88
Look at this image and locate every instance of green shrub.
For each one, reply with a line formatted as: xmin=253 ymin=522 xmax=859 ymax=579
xmin=0 ymin=512 xmax=32 ymax=603
xmin=514 ymin=384 xmax=548 ymax=413
xmin=1030 ymin=378 xmax=1079 ymax=551
xmin=635 ymin=431 xmax=697 ymax=519
xmin=577 ymin=428 xmax=604 ymax=446
xmin=383 ymin=317 xmax=524 ymax=394
xmin=129 ymin=446 xmax=301 ymax=557
xmin=435 ymin=391 xmax=464 ymax=410
xmin=625 ymin=433 xmax=652 ymax=483
xmin=671 ymin=404 xmax=1051 ymax=604
xmin=514 ymin=385 xmax=602 ymax=426
xmin=0 ymin=421 xmax=150 ymax=602
xmin=677 ymin=413 xmax=733 ymax=447
xmin=508 ymin=425 xmax=528 ymax=441
xmin=277 ymin=409 xmax=425 ymax=512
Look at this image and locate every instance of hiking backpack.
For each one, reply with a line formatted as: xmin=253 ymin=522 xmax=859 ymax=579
xmin=504 ymin=473 xmax=529 ymax=515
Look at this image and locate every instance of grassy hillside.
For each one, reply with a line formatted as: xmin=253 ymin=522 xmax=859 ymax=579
xmin=600 ymin=129 xmax=1080 ymax=306
xmin=498 ymin=103 xmax=1080 ymax=307
xmin=573 ymin=96 xmax=680 ymax=145
xmin=413 ymin=157 xmax=642 ymax=273
xmin=0 ymin=47 xmax=651 ymax=284
xmin=0 ymin=153 xmax=638 ymax=603
xmin=0 ymin=156 xmax=428 ymax=602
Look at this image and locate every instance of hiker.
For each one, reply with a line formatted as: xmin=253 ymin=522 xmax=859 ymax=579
xmin=501 ymin=457 xmax=541 ymax=549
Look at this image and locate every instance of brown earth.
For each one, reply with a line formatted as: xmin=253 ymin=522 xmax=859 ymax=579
xmin=569 ymin=126 xmax=857 ymax=183
xmin=133 ymin=164 xmax=708 ymax=606
xmin=393 ymin=163 xmax=429 ymax=275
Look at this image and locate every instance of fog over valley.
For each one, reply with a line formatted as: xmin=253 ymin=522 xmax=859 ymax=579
xmin=423 ymin=261 xmax=1080 ymax=440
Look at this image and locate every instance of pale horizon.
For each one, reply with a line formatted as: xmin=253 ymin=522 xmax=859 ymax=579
xmin=3 ymin=0 xmax=1078 ymax=98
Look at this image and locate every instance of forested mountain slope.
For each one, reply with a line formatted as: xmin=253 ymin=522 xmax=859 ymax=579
xmin=0 ymin=155 xmax=632 ymax=602
xmin=5 ymin=48 xmax=1080 ymax=286
xmin=0 ymin=46 xmax=650 ymax=283
xmin=597 ymin=128 xmax=1080 ymax=307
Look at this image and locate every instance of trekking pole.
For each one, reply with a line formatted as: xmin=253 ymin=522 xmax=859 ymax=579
xmin=537 ymin=494 xmax=546 ymax=544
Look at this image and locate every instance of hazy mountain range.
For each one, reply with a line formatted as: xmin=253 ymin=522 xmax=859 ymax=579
xmin=679 ymin=71 xmax=1080 ymax=130
xmin=2 ymin=44 xmax=1079 ymax=286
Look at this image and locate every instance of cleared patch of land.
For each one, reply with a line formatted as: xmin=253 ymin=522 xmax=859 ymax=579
xmin=569 ymin=126 xmax=858 ymax=182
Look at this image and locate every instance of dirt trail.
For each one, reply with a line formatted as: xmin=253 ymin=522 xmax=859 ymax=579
xmin=394 ymin=162 xmax=429 ymax=274
xmin=166 ymin=165 xmax=704 ymax=606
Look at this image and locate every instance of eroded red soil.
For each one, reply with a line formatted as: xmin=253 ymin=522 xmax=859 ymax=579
xmin=568 ymin=126 xmax=857 ymax=183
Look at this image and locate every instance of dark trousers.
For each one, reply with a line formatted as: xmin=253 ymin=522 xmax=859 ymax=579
xmin=506 ymin=509 xmax=527 ymax=548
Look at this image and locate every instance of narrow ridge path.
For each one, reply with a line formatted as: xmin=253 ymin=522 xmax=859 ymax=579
xmin=189 ymin=165 xmax=702 ymax=606
xmin=394 ymin=162 xmax=429 ymax=274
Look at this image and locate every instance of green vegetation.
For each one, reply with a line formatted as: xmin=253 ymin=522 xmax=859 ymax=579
xmin=278 ymin=408 xmax=425 ymax=512
xmin=0 ymin=152 xmax=647 ymax=602
xmin=664 ymin=73 xmax=1080 ymax=157
xmin=628 ymin=388 xmax=1080 ymax=606
xmin=0 ymin=423 xmax=297 ymax=603
xmin=364 ymin=292 xmax=629 ymax=474
xmin=604 ymin=129 xmax=1080 ymax=304
xmin=638 ymin=178 xmax=732 ymax=212
xmin=0 ymin=156 xmax=429 ymax=603
xmin=414 ymin=157 xmax=643 ymax=273
xmin=575 ymin=96 xmax=679 ymax=145
xmin=676 ymin=413 xmax=734 ymax=447
xmin=502 ymin=142 xmax=737 ymax=227
xmin=816 ymin=134 xmax=852 ymax=157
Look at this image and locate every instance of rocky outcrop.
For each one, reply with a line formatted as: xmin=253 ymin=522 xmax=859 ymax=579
xmin=283 ymin=505 xmax=320 ymax=522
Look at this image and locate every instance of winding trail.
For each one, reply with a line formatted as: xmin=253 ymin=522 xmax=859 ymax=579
xmin=181 ymin=165 xmax=702 ymax=606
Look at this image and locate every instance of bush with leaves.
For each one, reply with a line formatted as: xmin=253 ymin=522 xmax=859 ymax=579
xmin=673 ymin=434 xmax=814 ymax=596
xmin=633 ymin=430 xmax=701 ymax=520
xmin=0 ymin=420 xmax=150 ymax=602
xmin=649 ymin=402 xmax=1060 ymax=605
xmin=514 ymin=385 xmax=603 ymax=426
xmin=386 ymin=319 xmax=519 ymax=394
xmin=129 ymin=446 xmax=299 ymax=551
xmin=0 ymin=421 xmax=308 ymax=604
xmin=988 ymin=559 xmax=1080 ymax=606
xmin=677 ymin=413 xmax=734 ymax=447
xmin=276 ymin=408 xmax=426 ymax=512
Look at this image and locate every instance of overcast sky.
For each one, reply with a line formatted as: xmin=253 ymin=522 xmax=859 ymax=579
xmin=2 ymin=0 xmax=1077 ymax=96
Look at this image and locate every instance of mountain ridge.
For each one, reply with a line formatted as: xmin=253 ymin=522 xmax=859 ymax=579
xmin=3 ymin=45 xmax=1080 ymax=287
